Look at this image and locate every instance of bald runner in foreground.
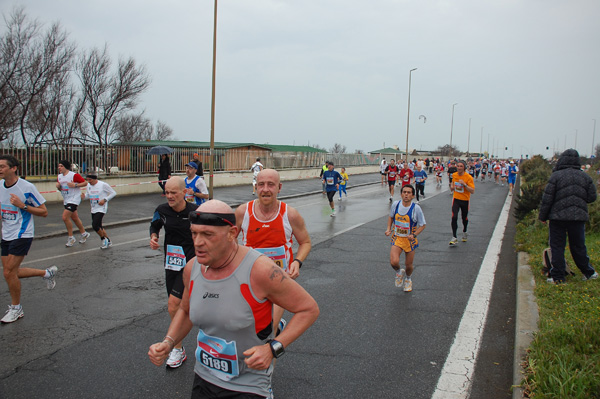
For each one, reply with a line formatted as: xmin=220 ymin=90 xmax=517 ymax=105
xmin=148 ymin=200 xmax=319 ymax=398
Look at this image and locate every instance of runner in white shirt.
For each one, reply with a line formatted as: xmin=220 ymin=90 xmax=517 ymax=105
xmin=500 ymin=162 xmax=508 ymax=186
xmin=0 ymin=155 xmax=57 ymax=324
xmin=380 ymin=159 xmax=387 ymax=185
xmin=81 ymin=173 xmax=117 ymax=249
xmin=56 ymin=160 xmax=89 ymax=247
xmin=250 ymin=158 xmax=264 ymax=195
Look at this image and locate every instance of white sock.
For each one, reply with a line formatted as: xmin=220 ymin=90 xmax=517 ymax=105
xmin=44 ymin=269 xmax=51 ymax=278
xmin=12 ymin=304 xmax=22 ymax=310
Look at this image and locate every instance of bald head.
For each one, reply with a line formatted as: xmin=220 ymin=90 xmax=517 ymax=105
xmin=166 ymin=176 xmax=185 ymax=191
xmin=196 ymin=199 xmax=234 ymax=214
xmin=255 ymin=169 xmax=282 ymax=204
xmin=257 ymin=168 xmax=280 ymax=185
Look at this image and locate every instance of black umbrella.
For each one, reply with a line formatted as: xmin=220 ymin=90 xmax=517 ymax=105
xmin=147 ymin=145 xmax=174 ymax=155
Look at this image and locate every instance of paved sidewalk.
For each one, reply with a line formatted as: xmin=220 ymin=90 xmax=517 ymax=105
xmin=35 ymin=172 xmax=381 ymax=238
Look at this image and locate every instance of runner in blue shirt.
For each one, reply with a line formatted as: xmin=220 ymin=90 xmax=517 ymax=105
xmin=507 ymin=160 xmax=519 ymax=196
xmin=413 ymin=165 xmax=428 ymax=203
xmin=322 ymin=163 xmax=342 ymax=217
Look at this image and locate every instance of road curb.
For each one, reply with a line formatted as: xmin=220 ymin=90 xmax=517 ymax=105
xmin=512 ymin=252 xmax=539 ymax=399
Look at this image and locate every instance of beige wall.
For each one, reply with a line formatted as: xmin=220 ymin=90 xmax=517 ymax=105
xmin=35 ymin=165 xmax=378 ymax=203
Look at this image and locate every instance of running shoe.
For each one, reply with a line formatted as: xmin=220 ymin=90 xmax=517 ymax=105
xmin=462 ymin=232 xmax=468 ymax=242
xmin=389 ymin=196 xmax=393 ymax=202
xmin=395 ymin=269 xmax=406 ymax=288
xmin=583 ymin=272 xmax=599 ymax=281
xmin=1 ymin=305 xmax=24 ymax=323
xmin=65 ymin=236 xmax=76 ymax=247
xmin=166 ymin=346 xmax=187 ymax=368
xmin=44 ymin=266 xmax=58 ymax=290
xmin=403 ymin=279 xmax=413 ymax=292
xmin=100 ymin=238 xmax=110 ymax=249
xmin=330 ymin=209 xmax=336 ymax=217
xmin=277 ymin=318 xmax=287 ymax=335
xmin=449 ymin=237 xmax=458 ymax=246
xmin=338 ymin=197 xmax=342 ymax=201
xmin=79 ymin=231 xmax=91 ymax=244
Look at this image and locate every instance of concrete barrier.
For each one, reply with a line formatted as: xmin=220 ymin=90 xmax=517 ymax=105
xmin=32 ymin=165 xmax=379 ymax=203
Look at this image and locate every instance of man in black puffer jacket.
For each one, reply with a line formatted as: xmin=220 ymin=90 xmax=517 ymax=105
xmin=539 ymin=149 xmax=598 ymax=283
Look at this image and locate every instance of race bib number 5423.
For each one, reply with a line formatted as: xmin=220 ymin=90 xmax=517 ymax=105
xmin=165 ymin=245 xmax=186 ymax=271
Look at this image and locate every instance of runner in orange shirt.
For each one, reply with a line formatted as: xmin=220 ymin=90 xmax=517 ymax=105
xmin=235 ymin=169 xmax=311 ymax=334
xmin=449 ymin=160 xmax=475 ymax=246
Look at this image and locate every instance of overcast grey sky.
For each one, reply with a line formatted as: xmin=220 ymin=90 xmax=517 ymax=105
xmin=4 ymin=0 xmax=599 ymax=157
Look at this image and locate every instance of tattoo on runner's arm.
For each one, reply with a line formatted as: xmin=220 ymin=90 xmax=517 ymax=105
xmin=269 ymin=266 xmax=286 ymax=282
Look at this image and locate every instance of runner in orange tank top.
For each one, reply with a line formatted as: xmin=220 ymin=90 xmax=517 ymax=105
xmin=235 ymin=169 xmax=312 ymax=335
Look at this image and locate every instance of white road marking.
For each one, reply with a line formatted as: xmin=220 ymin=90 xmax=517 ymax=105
xmin=332 ymin=223 xmax=366 ymax=237
xmin=431 ymin=192 xmax=512 ymax=399
xmin=21 ymin=237 xmax=149 ymax=265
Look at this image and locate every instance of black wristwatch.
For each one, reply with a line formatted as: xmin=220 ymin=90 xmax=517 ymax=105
xmin=267 ymin=339 xmax=285 ymax=358
xmin=293 ymin=258 xmax=303 ymax=268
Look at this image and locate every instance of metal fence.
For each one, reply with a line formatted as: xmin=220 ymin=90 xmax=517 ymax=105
xmin=0 ymin=144 xmax=381 ymax=178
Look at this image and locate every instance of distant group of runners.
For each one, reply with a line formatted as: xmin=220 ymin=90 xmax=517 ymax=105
xmin=379 ymin=156 xmax=520 ymax=293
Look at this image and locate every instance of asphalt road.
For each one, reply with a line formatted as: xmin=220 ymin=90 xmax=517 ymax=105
xmin=0 ymin=173 xmax=517 ymax=399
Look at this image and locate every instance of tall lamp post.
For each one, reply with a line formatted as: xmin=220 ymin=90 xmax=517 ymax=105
xmin=467 ymin=117 xmax=471 ymax=157
xmin=449 ymin=103 xmax=458 ymax=159
xmin=593 ymin=119 xmax=596 ymax=157
xmin=480 ymin=126 xmax=483 ymax=156
xmin=405 ymin=68 xmax=417 ymax=163
xmin=208 ymin=0 xmax=219 ymax=199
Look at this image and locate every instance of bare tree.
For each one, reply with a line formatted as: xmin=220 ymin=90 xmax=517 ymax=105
xmin=354 ymin=149 xmax=364 ymax=154
xmin=0 ymin=7 xmax=39 ymax=143
xmin=330 ymin=143 xmax=347 ymax=154
xmin=114 ymin=115 xmax=174 ymax=142
xmin=113 ymin=112 xmax=152 ymax=142
xmin=437 ymin=144 xmax=460 ymax=157
xmin=13 ymin=16 xmax=74 ymax=146
xmin=154 ymin=120 xmax=173 ymax=141
xmin=79 ymin=45 xmax=151 ymax=147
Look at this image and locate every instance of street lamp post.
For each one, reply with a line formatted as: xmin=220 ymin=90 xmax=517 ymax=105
xmin=593 ymin=119 xmax=596 ymax=157
xmin=208 ymin=0 xmax=219 ymax=199
xmin=449 ymin=103 xmax=458 ymax=159
xmin=405 ymin=68 xmax=417 ymax=163
xmin=467 ymin=117 xmax=471 ymax=157
xmin=480 ymin=126 xmax=483 ymax=156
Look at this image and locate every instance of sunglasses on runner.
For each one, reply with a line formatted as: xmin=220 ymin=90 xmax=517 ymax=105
xmin=189 ymin=211 xmax=235 ymax=227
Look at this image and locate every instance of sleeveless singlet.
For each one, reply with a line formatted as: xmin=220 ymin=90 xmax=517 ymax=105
xmin=189 ymin=250 xmax=274 ymax=397
xmin=240 ymin=201 xmax=293 ymax=272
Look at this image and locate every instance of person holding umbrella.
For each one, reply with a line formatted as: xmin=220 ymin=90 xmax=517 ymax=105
xmin=158 ymin=154 xmax=171 ymax=196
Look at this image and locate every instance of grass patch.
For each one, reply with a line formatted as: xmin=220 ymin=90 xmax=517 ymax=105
xmin=516 ymin=215 xmax=600 ymax=398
